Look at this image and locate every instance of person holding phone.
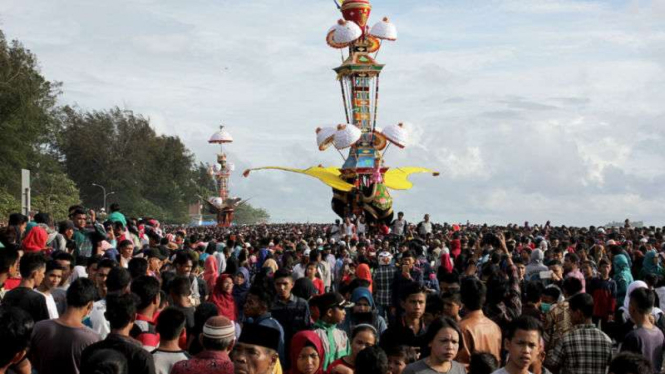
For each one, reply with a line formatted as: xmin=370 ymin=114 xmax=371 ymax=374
xmin=390 ymin=251 xmax=424 ymax=316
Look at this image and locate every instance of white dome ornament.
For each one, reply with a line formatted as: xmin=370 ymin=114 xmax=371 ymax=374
xmin=382 ymin=122 xmax=409 ymax=148
xmin=369 ymin=17 xmax=397 ymax=41
xmin=316 ymin=127 xmax=337 ymax=151
xmin=208 ymin=197 xmax=224 ymax=209
xmin=333 ymin=124 xmax=362 ymax=150
xmin=208 ymin=126 xmax=233 ymax=144
xmin=326 ymin=19 xmax=363 ymax=49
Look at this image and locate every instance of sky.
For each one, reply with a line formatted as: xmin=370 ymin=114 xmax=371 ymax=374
xmin=1 ymin=0 xmax=665 ymax=225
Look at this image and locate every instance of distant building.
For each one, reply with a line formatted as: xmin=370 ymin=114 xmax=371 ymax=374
xmin=188 ymin=202 xmax=202 ymax=226
xmin=605 ymin=220 xmax=644 ymax=228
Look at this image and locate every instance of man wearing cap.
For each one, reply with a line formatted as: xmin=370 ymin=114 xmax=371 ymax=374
xmin=232 ymin=323 xmax=281 ymax=374
xmin=292 ymin=249 xmax=310 ymax=280
xmin=145 ymin=248 xmax=165 ymax=279
xmin=171 ymin=315 xmax=235 ymax=374
xmin=373 ymin=251 xmax=397 ymax=319
xmin=313 ymin=292 xmax=352 ymax=370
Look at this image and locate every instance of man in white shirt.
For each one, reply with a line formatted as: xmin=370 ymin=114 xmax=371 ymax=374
xmin=36 ymin=260 xmax=64 ymax=319
xmin=417 ymin=214 xmax=433 ymax=237
xmin=292 ymin=249 xmax=310 ymax=280
xmin=89 ymin=266 xmax=131 ymax=339
xmin=356 ymin=216 xmax=367 ymax=235
xmin=392 ymin=212 xmax=408 ymax=238
xmin=341 ymin=217 xmax=356 ymax=237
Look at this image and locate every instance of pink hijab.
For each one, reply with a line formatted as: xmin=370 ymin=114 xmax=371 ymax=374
xmin=203 ymin=255 xmax=219 ymax=291
xmin=440 ymin=252 xmax=453 ymax=274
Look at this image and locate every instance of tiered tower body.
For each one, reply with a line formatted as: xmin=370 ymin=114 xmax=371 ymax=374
xmin=208 ymin=126 xmax=235 ymax=226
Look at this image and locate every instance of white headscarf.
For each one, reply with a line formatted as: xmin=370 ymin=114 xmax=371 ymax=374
xmin=621 ymin=280 xmax=664 ymax=321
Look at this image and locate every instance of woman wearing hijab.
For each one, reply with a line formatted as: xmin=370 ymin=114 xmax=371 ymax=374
xmin=613 ymin=253 xmax=634 ymax=306
xmin=525 ymin=249 xmax=548 ymax=281
xmin=263 ymin=258 xmax=279 ymax=275
xmin=639 ymin=250 xmax=663 ymax=280
xmin=340 ymin=287 xmax=387 ymax=336
xmin=233 ymin=267 xmax=250 ymax=320
xmin=614 ymin=280 xmax=665 ymax=344
xmin=290 ymin=330 xmax=324 ymax=374
xmin=21 ymin=226 xmax=48 ymax=252
xmin=439 ymin=252 xmax=454 ymax=274
xmin=209 ymin=274 xmax=237 ymax=321
xmin=203 ymin=253 xmax=219 ymax=291
xmin=355 ymin=261 xmax=372 ymax=292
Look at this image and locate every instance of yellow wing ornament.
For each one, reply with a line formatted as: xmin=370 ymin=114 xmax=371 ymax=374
xmin=243 ymin=166 xmax=438 ymax=192
xmin=243 ymin=166 xmax=354 ymax=192
xmin=383 ymin=167 xmax=440 ymax=190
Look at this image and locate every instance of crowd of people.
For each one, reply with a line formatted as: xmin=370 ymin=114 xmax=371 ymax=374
xmin=0 ymin=204 xmax=661 ymax=374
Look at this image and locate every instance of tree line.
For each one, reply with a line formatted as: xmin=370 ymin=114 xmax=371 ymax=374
xmin=0 ymin=30 xmax=269 ymax=224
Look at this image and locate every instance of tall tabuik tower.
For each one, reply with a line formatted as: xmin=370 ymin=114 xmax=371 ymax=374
xmin=243 ymin=0 xmax=438 ymax=225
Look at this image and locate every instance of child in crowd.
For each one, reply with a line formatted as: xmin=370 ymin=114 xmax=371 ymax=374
xmin=441 ymin=292 xmax=461 ymax=322
xmin=493 ymin=316 xmax=543 ymax=374
xmin=386 ymin=346 xmax=418 ymax=374
xmin=586 ymin=258 xmax=617 ymax=330
xmin=313 ymin=292 xmax=352 ymax=371
xmin=152 ymin=307 xmax=190 ymax=374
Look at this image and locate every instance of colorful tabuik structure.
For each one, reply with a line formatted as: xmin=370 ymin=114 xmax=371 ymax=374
xmin=244 ymin=0 xmax=438 ymax=225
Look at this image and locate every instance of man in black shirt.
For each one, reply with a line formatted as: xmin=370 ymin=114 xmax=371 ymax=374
xmin=271 ymin=269 xmax=311 ymax=369
xmin=3 ymin=252 xmax=49 ymax=322
xmin=81 ymin=293 xmax=156 ymax=374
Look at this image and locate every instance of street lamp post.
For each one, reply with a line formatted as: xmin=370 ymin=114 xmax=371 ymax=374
xmin=92 ymin=183 xmax=115 ymax=212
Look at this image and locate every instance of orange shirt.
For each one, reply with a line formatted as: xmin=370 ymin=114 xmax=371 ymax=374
xmin=456 ymin=310 xmax=502 ymax=365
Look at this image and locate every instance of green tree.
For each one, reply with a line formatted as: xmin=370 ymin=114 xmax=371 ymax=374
xmin=56 ymin=107 xmax=208 ymax=223
xmin=0 ymin=30 xmax=270 ymax=224
xmin=31 ymin=169 xmax=81 ymax=221
xmin=0 ymin=30 xmax=81 ymax=221
xmin=0 ymin=189 xmax=20 ymax=222
xmin=0 ymin=31 xmax=61 ymax=194
xmin=233 ymin=203 xmax=270 ymax=225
